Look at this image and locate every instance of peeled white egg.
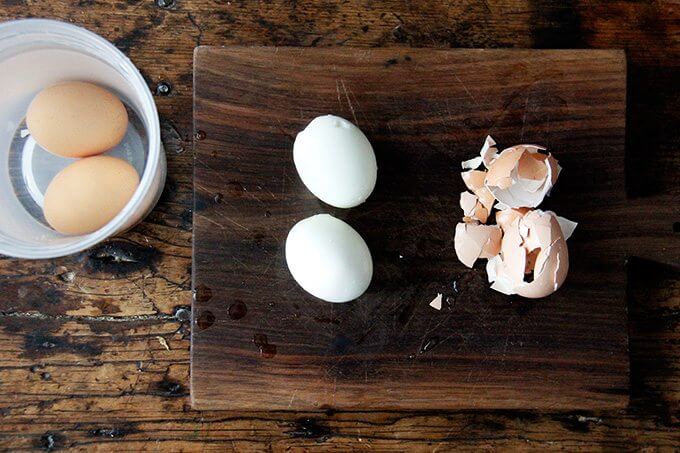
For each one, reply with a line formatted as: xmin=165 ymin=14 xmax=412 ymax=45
xmin=293 ymin=115 xmax=377 ymax=208
xmin=285 ymin=214 xmax=373 ymax=303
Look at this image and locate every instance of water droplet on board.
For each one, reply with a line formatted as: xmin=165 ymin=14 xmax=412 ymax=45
xmin=452 ymin=278 xmax=460 ymax=293
xmin=194 ymin=130 xmax=206 ymax=141
xmin=253 ymin=334 xmax=277 ymax=358
xmin=419 ymin=336 xmax=440 ymax=354
xmin=196 ymin=311 xmax=215 ymax=330
xmin=228 ymin=301 xmax=247 ymax=320
xmin=213 ymin=192 xmax=223 ymax=203
xmin=194 ymin=284 xmax=213 ymax=303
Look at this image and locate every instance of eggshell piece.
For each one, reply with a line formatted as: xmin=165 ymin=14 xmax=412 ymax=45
xmin=495 ymin=207 xmax=529 ymax=231
xmin=461 ymin=170 xmax=495 ymax=213
xmin=461 ymin=135 xmax=498 ymax=170
xmin=556 ymin=215 xmax=578 ymax=240
xmin=43 ymin=156 xmax=139 ymax=235
xmin=285 ymin=214 xmax=373 ymax=303
xmin=485 ymin=209 xmax=574 ymax=299
xmin=293 ymin=115 xmax=377 ymax=208
xmin=429 ymin=293 xmax=443 ymax=310
xmin=454 ymin=222 xmax=502 ymax=268
xmin=460 ymin=191 xmax=489 ymax=223
xmin=484 ymin=145 xmax=561 ymax=209
xmin=515 ymin=240 xmax=569 ymax=298
xmin=27 ymin=82 xmax=128 ymax=158
xmin=499 ymin=217 xmax=526 ymax=283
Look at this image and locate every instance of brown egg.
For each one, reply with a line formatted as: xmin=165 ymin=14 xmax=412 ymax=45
xmin=43 ymin=156 xmax=139 ymax=235
xmin=26 ymin=82 xmax=128 ymax=158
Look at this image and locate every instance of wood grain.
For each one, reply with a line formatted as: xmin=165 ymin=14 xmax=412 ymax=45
xmin=192 ymin=47 xmax=629 ymax=411
xmin=0 ymin=0 xmax=678 ymax=450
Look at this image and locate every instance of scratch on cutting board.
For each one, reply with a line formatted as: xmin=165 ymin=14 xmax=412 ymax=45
xmin=336 ymin=80 xmax=342 ymax=109
xmin=195 ymin=214 xmax=225 ymax=229
xmin=196 ymin=213 xmax=250 ymax=232
xmin=488 ymin=79 xmax=539 ymax=132
xmin=287 ymin=389 xmax=298 ymax=408
xmin=454 ymin=73 xmax=476 ymax=102
xmin=339 ymin=79 xmax=359 ymax=125
xmin=520 ymin=95 xmax=529 ymax=141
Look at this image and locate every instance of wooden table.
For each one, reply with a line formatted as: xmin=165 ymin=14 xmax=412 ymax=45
xmin=1 ymin=1 xmax=678 ymax=450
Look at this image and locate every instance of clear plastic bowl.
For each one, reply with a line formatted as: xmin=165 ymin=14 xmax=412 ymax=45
xmin=0 ymin=19 xmax=166 ymax=259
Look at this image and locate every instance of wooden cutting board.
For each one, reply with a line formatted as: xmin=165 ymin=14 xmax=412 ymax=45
xmin=192 ymin=47 xmax=629 ymax=411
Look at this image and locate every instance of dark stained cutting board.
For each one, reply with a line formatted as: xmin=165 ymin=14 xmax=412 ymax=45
xmin=192 ymin=47 xmax=629 ymax=411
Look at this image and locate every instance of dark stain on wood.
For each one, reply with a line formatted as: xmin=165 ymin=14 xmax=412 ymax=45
xmin=180 ymin=208 xmax=193 ymax=231
xmin=552 ymin=413 xmax=600 ymax=433
xmin=37 ymin=432 xmax=65 ymax=451
xmin=287 ymin=418 xmax=332 ymax=442
xmin=88 ymin=424 xmax=139 ymax=438
xmin=154 ymin=376 xmax=188 ymax=397
xmin=24 ymin=332 xmax=103 ymax=359
xmin=113 ymin=22 xmax=153 ymax=53
xmin=1 ymin=281 xmax=74 ymax=316
xmin=83 ymin=240 xmax=159 ymax=275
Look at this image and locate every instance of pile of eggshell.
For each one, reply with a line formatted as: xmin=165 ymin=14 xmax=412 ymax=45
xmin=454 ymin=136 xmax=577 ymax=298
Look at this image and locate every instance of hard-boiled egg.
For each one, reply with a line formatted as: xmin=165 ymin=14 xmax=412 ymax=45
xmin=293 ymin=115 xmax=377 ymax=208
xmin=285 ymin=214 xmax=373 ymax=303
xmin=26 ymin=81 xmax=128 ymax=158
xmin=43 ymin=156 xmax=139 ymax=235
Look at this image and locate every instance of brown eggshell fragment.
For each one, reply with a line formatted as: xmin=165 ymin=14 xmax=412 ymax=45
xmin=429 ymin=293 xmax=443 ymax=310
xmin=461 ymin=135 xmax=498 ymax=170
xmin=495 ymin=207 xmax=530 ymax=231
xmin=485 ymin=209 xmax=575 ymax=299
xmin=459 ymin=191 xmax=489 ymax=224
xmin=479 ymin=226 xmax=502 ymax=258
xmin=515 ymin=239 xmax=569 ymax=298
xmin=484 ymin=145 xmax=561 ymax=208
xmin=462 ymin=170 xmax=485 ymax=192
xmin=454 ymin=222 xmax=502 ymax=268
xmin=462 ymin=170 xmax=495 ymax=213
xmin=485 ymin=147 xmax=523 ymax=189
xmin=499 ymin=217 xmax=526 ymax=283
